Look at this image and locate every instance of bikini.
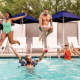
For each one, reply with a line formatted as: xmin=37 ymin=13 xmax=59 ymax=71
xmin=2 ymin=19 xmax=12 ymax=34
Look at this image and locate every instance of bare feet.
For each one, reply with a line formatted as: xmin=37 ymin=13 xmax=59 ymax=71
xmin=17 ymin=41 xmax=20 ymax=45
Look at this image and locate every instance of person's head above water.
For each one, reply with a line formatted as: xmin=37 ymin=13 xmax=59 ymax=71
xmin=5 ymin=12 xmax=12 ymax=19
xmin=44 ymin=8 xmax=49 ymax=15
xmin=25 ymin=55 xmax=32 ymax=64
xmin=64 ymin=43 xmax=69 ymax=49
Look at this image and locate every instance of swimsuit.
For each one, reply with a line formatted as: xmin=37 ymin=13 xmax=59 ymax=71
xmin=39 ymin=25 xmax=46 ymax=32
xmin=19 ymin=58 xmax=38 ymax=67
xmin=39 ymin=26 xmax=43 ymax=32
xmin=64 ymin=50 xmax=71 ymax=59
xmin=2 ymin=19 xmax=12 ymax=34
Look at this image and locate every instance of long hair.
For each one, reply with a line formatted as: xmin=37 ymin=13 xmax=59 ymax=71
xmin=6 ymin=12 xmax=14 ymax=26
xmin=6 ymin=12 xmax=12 ymax=18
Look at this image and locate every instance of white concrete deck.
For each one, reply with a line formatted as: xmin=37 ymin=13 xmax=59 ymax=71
xmin=0 ymin=53 xmax=79 ymax=58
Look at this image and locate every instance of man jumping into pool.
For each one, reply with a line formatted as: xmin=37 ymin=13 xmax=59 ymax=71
xmin=58 ymin=43 xmax=76 ymax=60
xmin=39 ymin=8 xmax=53 ymax=41
xmin=7 ymin=44 xmax=47 ymax=68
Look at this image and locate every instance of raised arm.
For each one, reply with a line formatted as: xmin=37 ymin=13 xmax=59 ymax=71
xmin=39 ymin=15 xmax=43 ymax=29
xmin=72 ymin=43 xmax=80 ymax=56
xmin=0 ymin=11 xmax=5 ymax=19
xmin=7 ymin=44 xmax=21 ymax=61
xmin=11 ymin=13 xmax=27 ymax=22
xmin=58 ymin=49 xmax=64 ymax=58
xmin=38 ymin=49 xmax=47 ymax=62
xmin=71 ymin=49 xmax=76 ymax=55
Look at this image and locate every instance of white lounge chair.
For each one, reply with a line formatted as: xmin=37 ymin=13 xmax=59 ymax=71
xmin=30 ymin=37 xmax=44 ymax=53
xmin=0 ymin=37 xmax=8 ymax=53
xmin=46 ymin=37 xmax=61 ymax=53
xmin=13 ymin=37 xmax=27 ymax=53
xmin=68 ymin=37 xmax=80 ymax=48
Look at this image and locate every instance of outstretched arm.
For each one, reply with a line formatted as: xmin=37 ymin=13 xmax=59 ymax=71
xmin=0 ymin=11 xmax=5 ymax=19
xmin=58 ymin=49 xmax=64 ymax=58
xmin=7 ymin=44 xmax=21 ymax=61
xmin=71 ymin=49 xmax=76 ymax=55
xmin=11 ymin=13 xmax=27 ymax=22
xmin=71 ymin=43 xmax=80 ymax=56
xmin=38 ymin=50 xmax=47 ymax=62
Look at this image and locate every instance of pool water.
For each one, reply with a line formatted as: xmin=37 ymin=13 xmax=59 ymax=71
xmin=0 ymin=58 xmax=80 ymax=80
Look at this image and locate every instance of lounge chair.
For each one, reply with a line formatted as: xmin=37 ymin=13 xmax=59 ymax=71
xmin=67 ymin=37 xmax=80 ymax=48
xmin=0 ymin=37 xmax=8 ymax=54
xmin=30 ymin=37 xmax=44 ymax=53
xmin=46 ymin=37 xmax=61 ymax=53
xmin=13 ymin=37 xmax=27 ymax=53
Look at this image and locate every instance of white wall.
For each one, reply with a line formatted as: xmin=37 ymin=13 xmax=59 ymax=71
xmin=47 ymin=22 xmax=57 ymax=52
xmin=78 ymin=21 xmax=80 ymax=45
xmin=12 ymin=24 xmax=25 ymax=40
xmin=48 ymin=22 xmax=57 ymax=37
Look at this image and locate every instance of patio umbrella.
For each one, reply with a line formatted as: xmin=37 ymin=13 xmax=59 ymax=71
xmin=52 ymin=10 xmax=80 ymax=45
xmin=13 ymin=12 xmax=39 ymax=24
xmin=13 ymin=12 xmax=39 ymax=32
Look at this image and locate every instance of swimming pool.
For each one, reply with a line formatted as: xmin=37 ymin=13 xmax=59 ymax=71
xmin=0 ymin=58 xmax=80 ymax=80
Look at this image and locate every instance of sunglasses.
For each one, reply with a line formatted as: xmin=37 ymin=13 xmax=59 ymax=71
xmin=65 ymin=45 xmax=68 ymax=46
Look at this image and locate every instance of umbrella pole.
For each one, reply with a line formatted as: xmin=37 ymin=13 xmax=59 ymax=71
xmin=63 ymin=17 xmax=64 ymax=47
xmin=22 ymin=18 xmax=23 ymax=33
xmin=22 ymin=11 xmax=23 ymax=33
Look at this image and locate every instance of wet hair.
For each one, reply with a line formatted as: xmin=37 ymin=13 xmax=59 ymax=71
xmin=6 ymin=12 xmax=12 ymax=18
xmin=25 ymin=55 xmax=28 ymax=60
xmin=44 ymin=8 xmax=48 ymax=10
xmin=25 ymin=55 xmax=31 ymax=63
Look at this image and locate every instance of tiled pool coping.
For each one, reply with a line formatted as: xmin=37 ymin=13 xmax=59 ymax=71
xmin=0 ymin=53 xmax=79 ymax=58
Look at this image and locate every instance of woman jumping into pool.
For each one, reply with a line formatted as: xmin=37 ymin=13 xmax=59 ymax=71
xmin=7 ymin=44 xmax=47 ymax=68
xmin=0 ymin=11 xmax=27 ymax=46
xmin=58 ymin=43 xmax=76 ymax=60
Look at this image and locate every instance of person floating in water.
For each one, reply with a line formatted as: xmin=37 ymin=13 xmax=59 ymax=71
xmin=58 ymin=43 xmax=76 ymax=60
xmin=0 ymin=11 xmax=27 ymax=46
xmin=7 ymin=44 xmax=47 ymax=68
xmin=39 ymin=8 xmax=53 ymax=41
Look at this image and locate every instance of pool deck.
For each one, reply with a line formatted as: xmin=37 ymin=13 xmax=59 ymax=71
xmin=0 ymin=52 xmax=79 ymax=58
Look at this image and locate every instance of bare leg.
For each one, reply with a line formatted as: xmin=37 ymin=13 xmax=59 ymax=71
xmin=8 ymin=31 xmax=20 ymax=45
xmin=0 ymin=31 xmax=6 ymax=46
xmin=50 ymin=26 xmax=53 ymax=33
xmin=42 ymin=31 xmax=50 ymax=41
xmin=39 ymin=31 xmax=46 ymax=41
xmin=42 ymin=26 xmax=53 ymax=41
